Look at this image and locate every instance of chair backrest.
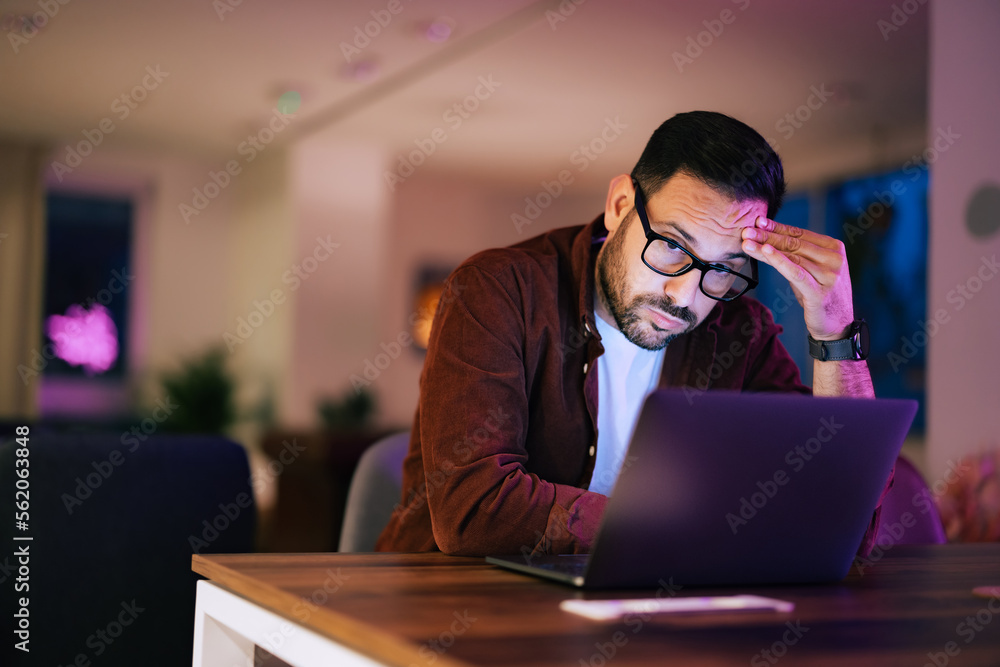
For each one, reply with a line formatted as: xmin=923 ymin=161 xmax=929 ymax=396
xmin=875 ymin=455 xmax=947 ymax=546
xmin=0 ymin=431 xmax=255 ymax=667
xmin=339 ymin=431 xmax=409 ymax=552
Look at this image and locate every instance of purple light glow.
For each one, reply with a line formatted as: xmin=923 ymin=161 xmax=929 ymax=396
xmin=424 ymin=19 xmax=453 ymax=43
xmin=46 ymin=304 xmax=119 ymax=374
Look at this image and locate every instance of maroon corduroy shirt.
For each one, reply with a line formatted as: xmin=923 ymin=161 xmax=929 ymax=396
xmin=375 ymin=216 xmax=888 ymax=557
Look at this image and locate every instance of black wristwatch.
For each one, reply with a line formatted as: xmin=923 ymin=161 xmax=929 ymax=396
xmin=808 ymin=319 xmax=870 ymax=361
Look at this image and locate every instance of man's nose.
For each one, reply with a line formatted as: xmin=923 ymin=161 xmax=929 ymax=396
xmin=664 ymin=268 xmax=702 ymax=308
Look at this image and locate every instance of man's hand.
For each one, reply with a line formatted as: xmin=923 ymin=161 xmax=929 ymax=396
xmin=740 ymin=216 xmax=854 ymax=341
xmin=740 ymin=216 xmax=873 ymax=398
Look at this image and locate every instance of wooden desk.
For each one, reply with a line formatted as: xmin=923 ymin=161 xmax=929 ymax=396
xmin=193 ymin=545 xmax=1000 ymax=666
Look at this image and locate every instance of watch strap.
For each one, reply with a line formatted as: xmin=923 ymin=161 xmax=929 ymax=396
xmin=808 ymin=335 xmax=857 ymax=361
xmin=808 ymin=319 xmax=868 ymax=361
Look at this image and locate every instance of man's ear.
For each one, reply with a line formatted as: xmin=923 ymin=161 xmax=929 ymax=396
xmin=604 ymin=174 xmax=635 ymax=234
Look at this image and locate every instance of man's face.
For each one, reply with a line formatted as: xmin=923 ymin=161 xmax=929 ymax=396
xmin=595 ymin=172 xmax=767 ymax=350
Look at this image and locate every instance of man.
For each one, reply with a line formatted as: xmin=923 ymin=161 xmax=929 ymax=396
xmin=376 ymin=111 xmax=880 ymax=557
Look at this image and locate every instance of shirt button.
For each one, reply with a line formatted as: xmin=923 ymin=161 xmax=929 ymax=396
xmin=589 ymin=446 xmax=596 ymax=457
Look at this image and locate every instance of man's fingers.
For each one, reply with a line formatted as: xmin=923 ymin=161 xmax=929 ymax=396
xmin=748 ymin=217 xmax=857 ymax=343
xmin=742 ymin=227 xmax=829 ymax=262
xmin=781 ymin=250 xmax=839 ymax=285
xmin=743 ymin=238 xmax=820 ymax=288
xmin=753 ymin=216 xmax=841 ymax=250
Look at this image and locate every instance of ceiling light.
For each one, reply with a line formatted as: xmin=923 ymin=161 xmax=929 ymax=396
xmin=423 ymin=17 xmax=455 ymax=43
xmin=342 ymin=59 xmax=380 ymax=82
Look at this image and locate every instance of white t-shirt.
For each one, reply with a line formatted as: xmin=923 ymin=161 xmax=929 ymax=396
xmin=589 ymin=312 xmax=666 ymax=496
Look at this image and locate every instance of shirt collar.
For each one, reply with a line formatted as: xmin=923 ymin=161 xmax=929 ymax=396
xmin=570 ymin=215 xmax=609 ymax=342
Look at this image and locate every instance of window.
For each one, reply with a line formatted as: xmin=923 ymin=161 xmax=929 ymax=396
xmin=39 ymin=193 xmax=133 ymax=417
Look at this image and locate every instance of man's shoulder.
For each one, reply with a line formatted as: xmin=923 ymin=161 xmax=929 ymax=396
xmin=453 ymin=224 xmax=588 ymax=284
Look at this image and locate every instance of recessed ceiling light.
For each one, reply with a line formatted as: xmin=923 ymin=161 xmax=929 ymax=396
xmin=423 ymin=16 xmax=455 ymax=43
xmin=277 ymin=91 xmax=301 ymax=114
xmin=342 ymin=59 xmax=380 ymax=82
xmin=269 ymin=84 xmax=309 ymax=110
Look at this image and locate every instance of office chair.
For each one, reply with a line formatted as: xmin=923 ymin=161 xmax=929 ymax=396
xmin=338 ymin=431 xmax=409 ymax=552
xmin=875 ymin=455 xmax=947 ymax=545
xmin=0 ymin=432 xmax=255 ymax=667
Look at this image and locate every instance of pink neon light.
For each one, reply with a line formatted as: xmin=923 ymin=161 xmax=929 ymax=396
xmin=46 ymin=304 xmax=119 ymax=374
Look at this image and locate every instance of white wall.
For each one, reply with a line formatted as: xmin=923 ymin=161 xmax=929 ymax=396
xmin=282 ymin=138 xmax=391 ymax=428
xmin=225 ymin=149 xmax=295 ymax=443
xmin=926 ymin=1 xmax=1000 ymax=478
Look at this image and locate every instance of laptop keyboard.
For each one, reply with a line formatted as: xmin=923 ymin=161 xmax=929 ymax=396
xmin=530 ymin=556 xmax=588 ymax=576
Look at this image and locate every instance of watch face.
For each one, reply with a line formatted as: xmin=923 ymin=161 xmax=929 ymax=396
xmin=854 ymin=319 xmax=870 ymax=360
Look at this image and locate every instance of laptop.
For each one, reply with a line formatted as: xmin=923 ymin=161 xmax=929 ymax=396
xmin=487 ymin=389 xmax=917 ymax=588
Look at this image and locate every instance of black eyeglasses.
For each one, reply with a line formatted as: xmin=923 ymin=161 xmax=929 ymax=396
xmin=631 ymin=178 xmax=758 ymax=302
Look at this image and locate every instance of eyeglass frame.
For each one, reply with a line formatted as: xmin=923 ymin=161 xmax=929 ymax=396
xmin=630 ymin=177 xmax=759 ymax=302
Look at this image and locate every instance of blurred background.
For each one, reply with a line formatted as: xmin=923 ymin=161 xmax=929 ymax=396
xmin=1 ymin=0 xmax=998 ymax=553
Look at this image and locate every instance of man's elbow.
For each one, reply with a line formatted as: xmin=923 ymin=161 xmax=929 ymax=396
xmin=432 ymin=523 xmax=492 ymax=556
xmin=430 ymin=506 xmax=529 ymax=557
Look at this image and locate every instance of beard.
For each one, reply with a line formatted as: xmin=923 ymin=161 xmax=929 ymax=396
xmin=596 ymin=210 xmax=698 ymax=351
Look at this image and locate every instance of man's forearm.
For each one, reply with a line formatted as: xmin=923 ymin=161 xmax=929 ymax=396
xmin=811 ymin=359 xmax=875 ymax=398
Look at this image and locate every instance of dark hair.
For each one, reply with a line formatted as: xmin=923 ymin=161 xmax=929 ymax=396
xmin=630 ymin=111 xmax=786 ymax=219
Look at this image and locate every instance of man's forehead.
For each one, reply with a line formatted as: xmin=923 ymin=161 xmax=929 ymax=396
xmin=650 ymin=196 xmax=765 ymax=245
xmin=717 ymin=198 xmax=766 ymax=230
xmin=647 ymin=173 xmax=766 ymax=235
